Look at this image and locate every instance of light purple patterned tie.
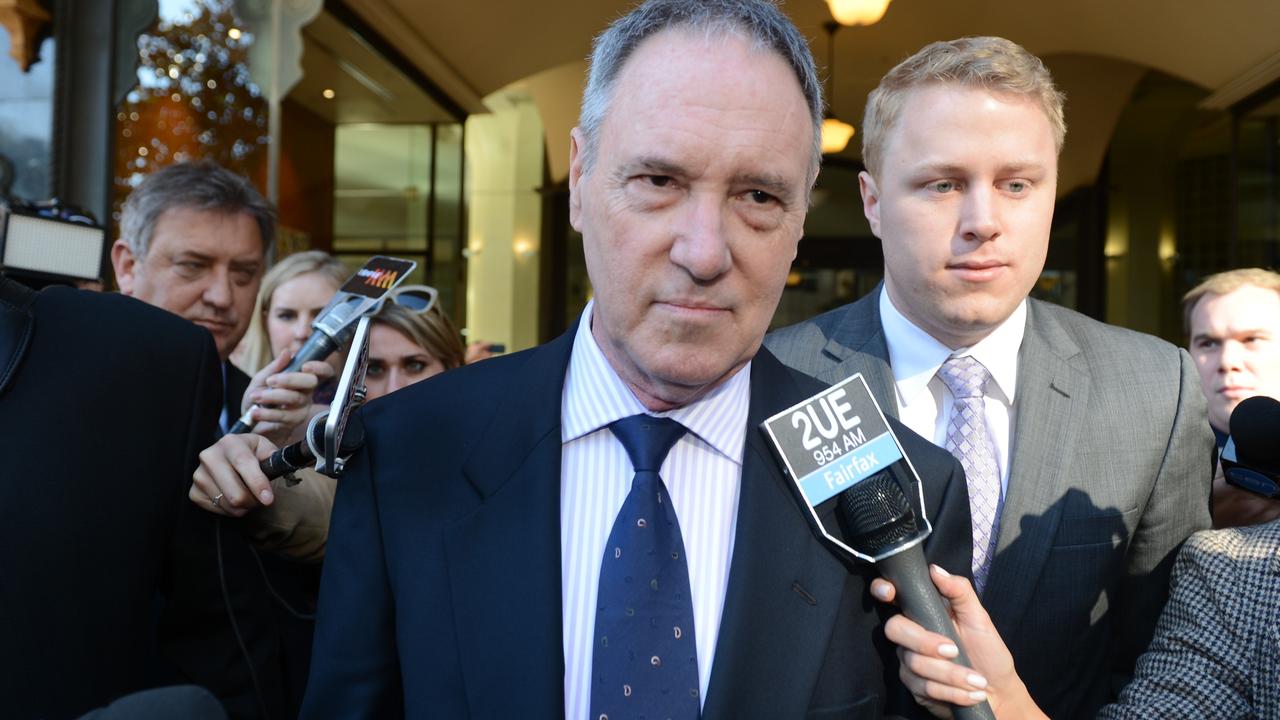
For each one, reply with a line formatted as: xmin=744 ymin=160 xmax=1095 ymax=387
xmin=938 ymin=356 xmax=1002 ymax=594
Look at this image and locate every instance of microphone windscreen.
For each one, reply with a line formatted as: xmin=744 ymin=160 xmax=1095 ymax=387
xmin=838 ymin=470 xmax=919 ymax=556
xmin=1229 ymin=395 xmax=1280 ymax=473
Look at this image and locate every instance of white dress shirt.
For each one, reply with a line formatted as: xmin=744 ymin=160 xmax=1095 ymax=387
xmin=878 ymin=286 xmax=1026 ymax=495
xmin=560 ymin=302 xmax=750 ymax=718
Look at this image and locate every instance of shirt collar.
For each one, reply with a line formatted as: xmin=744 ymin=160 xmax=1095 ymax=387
xmin=879 ymin=286 xmax=1026 ymax=407
xmin=561 ymin=301 xmax=751 ymax=465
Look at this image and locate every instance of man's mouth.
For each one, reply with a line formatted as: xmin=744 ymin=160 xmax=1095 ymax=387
xmin=655 ymin=300 xmax=730 ymax=315
xmin=1218 ymin=385 xmax=1254 ymax=399
xmin=947 ymin=260 xmax=1008 ymax=282
xmin=193 ymin=319 xmax=234 ymax=333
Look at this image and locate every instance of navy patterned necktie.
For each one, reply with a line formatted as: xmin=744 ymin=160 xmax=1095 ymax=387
xmin=590 ymin=414 xmax=700 ymax=720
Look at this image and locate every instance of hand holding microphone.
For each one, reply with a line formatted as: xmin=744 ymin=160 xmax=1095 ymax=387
xmin=870 ymin=565 xmax=1045 ymax=720
xmin=240 ymin=350 xmax=337 ymax=446
xmin=762 ymin=375 xmax=995 ymax=720
xmin=228 ymin=256 xmax=416 ymax=434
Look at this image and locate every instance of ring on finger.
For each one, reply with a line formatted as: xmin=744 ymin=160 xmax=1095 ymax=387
xmin=212 ymin=493 xmax=224 ymax=508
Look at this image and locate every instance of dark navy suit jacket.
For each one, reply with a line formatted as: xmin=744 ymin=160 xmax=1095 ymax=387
xmin=302 ymin=325 xmax=972 ymax=718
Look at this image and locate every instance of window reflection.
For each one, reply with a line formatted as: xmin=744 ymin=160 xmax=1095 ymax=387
xmin=0 ymin=33 xmax=55 ymax=201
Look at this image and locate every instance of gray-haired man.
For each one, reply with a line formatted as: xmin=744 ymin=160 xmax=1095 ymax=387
xmin=300 ymin=1 xmax=972 ymax=717
xmin=110 ymin=160 xmax=328 ymax=716
xmin=111 ymin=160 xmax=326 ymax=442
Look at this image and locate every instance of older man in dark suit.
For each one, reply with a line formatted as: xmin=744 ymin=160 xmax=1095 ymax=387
xmin=766 ymin=36 xmax=1213 ymax=719
xmin=201 ymin=1 xmax=973 ymax=717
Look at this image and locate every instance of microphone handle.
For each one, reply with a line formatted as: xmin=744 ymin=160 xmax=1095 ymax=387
xmin=227 ymin=331 xmax=341 ymax=435
xmin=259 ymin=438 xmax=315 ymax=480
xmin=879 ymin=546 xmax=996 ymax=720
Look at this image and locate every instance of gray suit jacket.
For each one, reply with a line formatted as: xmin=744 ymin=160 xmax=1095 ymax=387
xmin=1099 ymin=521 xmax=1280 ymax=719
xmin=765 ymin=287 xmax=1214 ymax=719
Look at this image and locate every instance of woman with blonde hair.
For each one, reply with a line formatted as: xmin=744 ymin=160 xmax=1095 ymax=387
xmin=234 ymin=250 xmax=349 ymax=376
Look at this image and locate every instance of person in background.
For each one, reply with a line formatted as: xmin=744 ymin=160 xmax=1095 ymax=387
xmin=364 ymin=299 xmax=465 ymax=398
xmin=1183 ymin=268 xmax=1280 ymax=528
xmin=110 ymin=160 xmax=329 ymax=718
xmin=111 ymin=160 xmax=330 ymax=445
xmin=232 ymin=250 xmax=348 ymax=442
xmin=192 ymin=291 xmax=466 ymax=563
xmin=235 ymin=250 xmax=348 ymax=377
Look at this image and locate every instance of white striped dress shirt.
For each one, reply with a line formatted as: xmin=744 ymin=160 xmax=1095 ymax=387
xmin=561 ymin=302 xmax=750 ymax=719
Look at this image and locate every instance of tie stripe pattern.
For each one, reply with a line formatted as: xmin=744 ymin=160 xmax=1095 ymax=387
xmin=938 ymin=356 xmax=1003 ymax=594
xmin=590 ymin=414 xmax=700 ymax=720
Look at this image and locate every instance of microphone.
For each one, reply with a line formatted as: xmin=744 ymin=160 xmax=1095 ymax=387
xmin=260 ymin=315 xmax=374 ymax=480
xmin=1221 ymin=395 xmax=1280 ymax=498
xmin=228 ymin=255 xmax=415 ymax=434
xmin=761 ymin=373 xmax=994 ymax=720
xmin=260 ymin=410 xmax=365 ymax=480
xmin=839 ymin=470 xmax=994 ymax=720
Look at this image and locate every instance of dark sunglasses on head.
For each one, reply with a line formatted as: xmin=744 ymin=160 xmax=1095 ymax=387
xmin=389 ymin=284 xmax=439 ymax=314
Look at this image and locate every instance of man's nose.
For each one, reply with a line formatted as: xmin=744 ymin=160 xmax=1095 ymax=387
xmin=669 ymin=192 xmax=732 ymax=282
xmin=1219 ymin=340 xmax=1246 ymax=372
xmin=202 ymin=267 xmax=233 ymax=309
xmin=958 ymin=185 xmax=1001 ymax=243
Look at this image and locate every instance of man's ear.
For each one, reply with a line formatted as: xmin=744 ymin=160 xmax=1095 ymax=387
xmin=110 ymin=240 xmax=137 ymax=295
xmin=859 ymin=171 xmax=883 ymax=240
xmin=568 ymin=127 xmax=586 ymax=232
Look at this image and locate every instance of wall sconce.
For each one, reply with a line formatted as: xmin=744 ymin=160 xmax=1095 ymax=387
xmin=513 ymin=237 xmax=537 ymax=258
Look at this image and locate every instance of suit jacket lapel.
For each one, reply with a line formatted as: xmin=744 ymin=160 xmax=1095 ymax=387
xmin=983 ymin=300 xmax=1090 ymax=633
xmin=703 ymin=349 xmax=854 ymax=719
xmin=443 ymin=327 xmax=575 ymax=717
xmin=823 ymin=287 xmax=898 ymax=417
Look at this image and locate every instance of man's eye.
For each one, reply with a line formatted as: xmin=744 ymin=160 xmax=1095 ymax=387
xmin=645 ymin=175 xmax=673 ymax=188
xmin=928 ymin=181 xmax=957 ymax=193
xmin=746 ymin=190 xmax=776 ymax=205
xmin=1005 ymin=180 xmax=1029 ymax=194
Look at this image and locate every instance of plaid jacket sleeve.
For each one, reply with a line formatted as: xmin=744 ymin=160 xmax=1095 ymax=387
xmin=1098 ymin=522 xmax=1280 ymax=719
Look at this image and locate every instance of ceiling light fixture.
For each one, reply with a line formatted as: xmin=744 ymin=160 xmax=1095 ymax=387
xmin=322 ymin=88 xmax=335 ymax=100
xmin=825 ymin=0 xmax=892 ymax=27
xmin=820 ymin=21 xmax=855 ymax=155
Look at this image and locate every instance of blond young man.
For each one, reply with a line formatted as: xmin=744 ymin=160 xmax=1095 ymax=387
xmin=767 ymin=36 xmax=1212 ymax=718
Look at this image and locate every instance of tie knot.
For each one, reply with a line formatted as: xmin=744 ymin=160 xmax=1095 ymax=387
xmin=938 ymin=356 xmax=991 ymax=399
xmin=609 ymin=414 xmax=688 ymax=473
